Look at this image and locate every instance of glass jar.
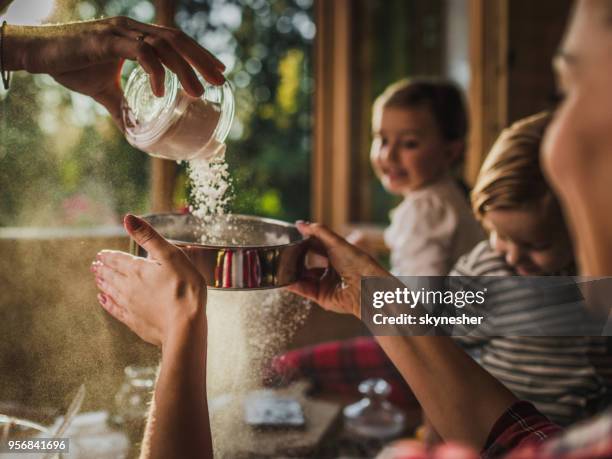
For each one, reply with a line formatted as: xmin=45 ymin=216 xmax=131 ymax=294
xmin=343 ymin=378 xmax=406 ymax=440
xmin=122 ymin=66 xmax=234 ymax=161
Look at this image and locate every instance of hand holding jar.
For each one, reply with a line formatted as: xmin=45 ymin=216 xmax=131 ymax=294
xmin=1 ymin=17 xmax=225 ymax=128
xmin=122 ymin=65 xmax=234 ymax=161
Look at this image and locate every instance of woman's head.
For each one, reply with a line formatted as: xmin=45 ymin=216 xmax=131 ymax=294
xmin=472 ymin=113 xmax=573 ymax=275
xmin=370 ymin=78 xmax=468 ymax=195
xmin=542 ymin=0 xmax=612 ymax=275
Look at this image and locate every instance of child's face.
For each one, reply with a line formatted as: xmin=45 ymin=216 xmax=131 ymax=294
xmin=483 ymin=203 xmax=573 ymax=276
xmin=370 ymin=106 xmax=459 ymax=195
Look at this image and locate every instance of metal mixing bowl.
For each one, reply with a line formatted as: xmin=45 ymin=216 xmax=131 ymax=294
xmin=129 ymin=213 xmax=308 ymax=290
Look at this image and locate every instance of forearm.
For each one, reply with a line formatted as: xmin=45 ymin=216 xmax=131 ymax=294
xmin=140 ymin=312 xmax=212 ymax=459
xmin=374 ymin=334 xmax=517 ymax=450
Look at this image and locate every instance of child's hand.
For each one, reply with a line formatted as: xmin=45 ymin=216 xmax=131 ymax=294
xmin=91 ymin=214 xmax=206 ymax=348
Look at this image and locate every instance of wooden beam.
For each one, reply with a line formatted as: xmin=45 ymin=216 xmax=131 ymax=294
xmin=465 ymin=0 xmax=508 ymax=186
xmin=312 ymin=0 xmax=353 ymax=231
xmin=151 ymin=0 xmax=178 ymax=213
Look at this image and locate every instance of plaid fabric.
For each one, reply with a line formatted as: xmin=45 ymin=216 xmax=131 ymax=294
xmin=502 ymin=406 xmax=612 ymax=459
xmin=265 ymin=337 xmax=418 ymax=410
xmin=482 ymin=401 xmax=561 ymax=458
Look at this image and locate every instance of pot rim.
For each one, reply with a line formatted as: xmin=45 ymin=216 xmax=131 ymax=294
xmin=139 ymin=212 xmax=310 ymax=250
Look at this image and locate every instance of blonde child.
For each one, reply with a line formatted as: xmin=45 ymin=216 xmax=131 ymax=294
xmin=452 ymin=112 xmax=612 ymax=425
xmin=349 ymin=78 xmax=483 ymax=275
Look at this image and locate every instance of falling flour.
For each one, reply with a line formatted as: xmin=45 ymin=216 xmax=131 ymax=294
xmin=205 ymin=289 xmax=311 ymax=456
xmin=187 ymin=153 xmax=232 ymax=245
xmin=188 ymin=155 xmax=231 ymax=221
xmin=184 ymin=150 xmax=313 ymax=457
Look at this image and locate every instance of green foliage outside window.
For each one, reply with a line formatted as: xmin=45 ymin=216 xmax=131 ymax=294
xmin=0 ymin=0 xmax=313 ymax=227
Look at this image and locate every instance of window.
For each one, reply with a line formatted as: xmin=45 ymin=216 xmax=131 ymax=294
xmin=175 ymin=0 xmax=314 ymax=221
xmin=0 ymin=0 xmax=314 ymax=228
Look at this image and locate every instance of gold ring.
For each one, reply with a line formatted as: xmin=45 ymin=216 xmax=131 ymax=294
xmin=136 ymin=33 xmax=147 ymax=42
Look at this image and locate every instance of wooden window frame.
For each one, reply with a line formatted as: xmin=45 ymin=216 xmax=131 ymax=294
xmin=150 ymin=0 xmax=179 ymax=212
xmin=312 ymin=0 xmax=510 ymax=232
xmin=149 ymin=0 xmax=511 ymax=225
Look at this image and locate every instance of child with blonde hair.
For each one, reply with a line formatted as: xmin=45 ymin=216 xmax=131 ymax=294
xmin=451 ymin=112 xmax=612 ymax=425
xmin=349 ymin=78 xmax=483 ymax=275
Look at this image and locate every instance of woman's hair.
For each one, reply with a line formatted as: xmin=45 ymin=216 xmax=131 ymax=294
xmin=471 ymin=112 xmax=556 ymax=219
xmin=373 ymin=78 xmax=468 ymax=142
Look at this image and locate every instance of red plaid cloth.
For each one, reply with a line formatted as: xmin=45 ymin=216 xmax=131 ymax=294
xmin=493 ymin=403 xmax=612 ymax=459
xmin=482 ymin=401 xmax=561 ymax=458
xmin=266 ymin=337 xmax=418 ymax=410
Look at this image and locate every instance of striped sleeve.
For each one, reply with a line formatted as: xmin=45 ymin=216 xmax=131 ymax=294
xmin=449 ymin=241 xmax=612 ymax=426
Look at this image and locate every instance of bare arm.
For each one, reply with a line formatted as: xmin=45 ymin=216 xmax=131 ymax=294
xmin=375 ymin=335 xmax=515 ymax=448
xmin=92 ymin=215 xmax=213 ymax=458
xmin=139 ymin=315 xmax=211 ymax=459
xmin=288 ymin=221 xmax=517 ymax=450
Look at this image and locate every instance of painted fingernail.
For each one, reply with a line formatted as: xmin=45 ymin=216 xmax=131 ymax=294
xmin=124 ymin=214 xmax=142 ymax=231
xmin=214 ymin=58 xmax=226 ymax=71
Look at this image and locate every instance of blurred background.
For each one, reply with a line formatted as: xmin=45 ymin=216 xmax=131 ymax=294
xmin=0 ymin=0 xmax=571 ymax=230
xmin=0 ymin=0 xmax=314 ymax=226
xmin=0 ymin=0 xmax=573 ymax=412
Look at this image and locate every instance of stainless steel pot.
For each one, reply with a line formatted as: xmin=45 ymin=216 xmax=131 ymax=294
xmin=129 ymin=213 xmax=308 ymax=290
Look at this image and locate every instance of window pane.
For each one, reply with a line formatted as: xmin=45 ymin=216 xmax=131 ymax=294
xmin=0 ymin=0 xmax=151 ymax=228
xmin=175 ymin=0 xmax=313 ymax=221
xmin=349 ymin=0 xmax=454 ymax=224
xmin=0 ymin=0 xmax=313 ymax=227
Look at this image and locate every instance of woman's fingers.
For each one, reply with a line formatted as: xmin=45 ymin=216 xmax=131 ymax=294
xmin=117 ymin=18 xmax=225 ymax=85
xmin=92 ymin=260 xmax=127 ymax=284
xmin=143 ymin=35 xmax=204 ymax=96
xmin=142 ymin=24 xmax=226 ymax=79
xmin=286 ymin=279 xmax=319 ymax=303
xmin=106 ymin=33 xmax=166 ymax=96
xmin=134 ymin=41 xmax=166 ymax=97
xmin=171 ymin=36 xmax=226 ymax=86
xmin=296 ymin=221 xmax=350 ymax=252
xmin=124 ymin=214 xmax=176 ymax=261
xmin=95 ymin=272 xmax=129 ymax=308
xmin=98 ymin=292 xmax=129 ymax=323
xmin=96 ymin=250 xmax=143 ymax=276
xmin=303 ymin=236 xmax=328 ymax=258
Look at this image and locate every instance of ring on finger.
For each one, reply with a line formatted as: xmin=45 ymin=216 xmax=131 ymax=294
xmin=136 ymin=32 xmax=147 ymax=42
